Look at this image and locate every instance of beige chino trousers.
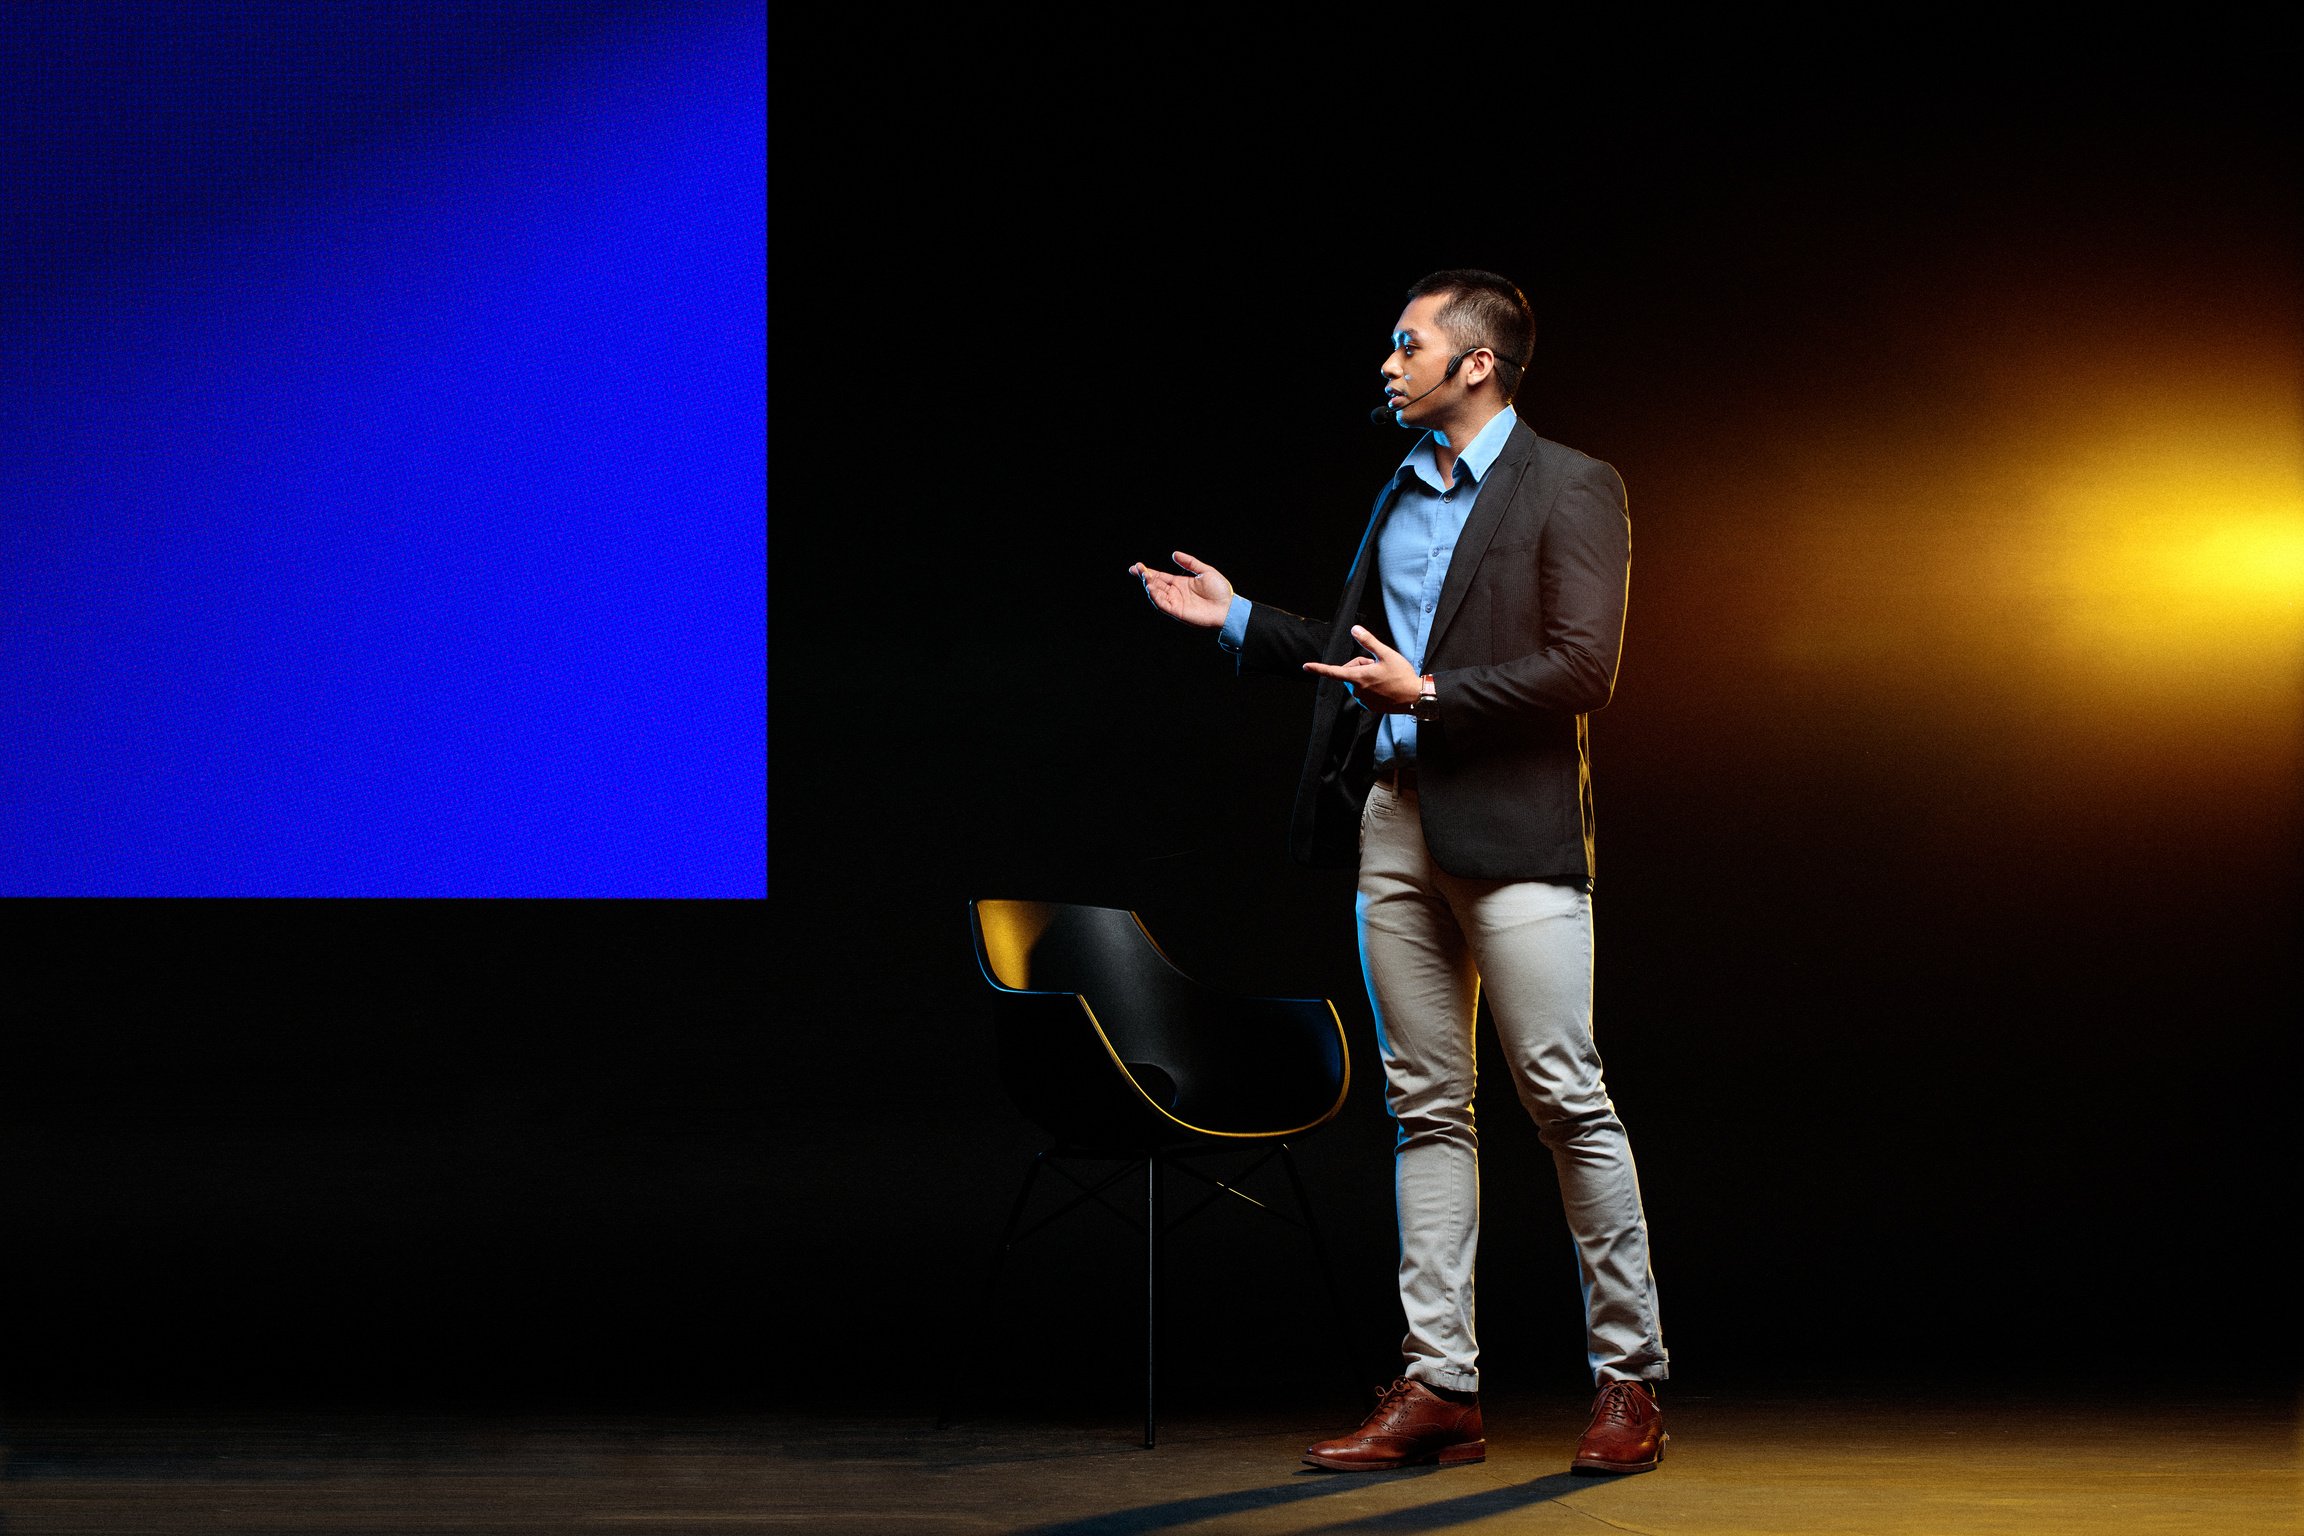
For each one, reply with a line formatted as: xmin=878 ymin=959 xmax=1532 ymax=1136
xmin=1356 ymin=777 xmax=1668 ymax=1392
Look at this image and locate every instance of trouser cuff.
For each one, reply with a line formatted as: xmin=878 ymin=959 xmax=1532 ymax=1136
xmin=1410 ymin=1365 xmax=1480 ymax=1394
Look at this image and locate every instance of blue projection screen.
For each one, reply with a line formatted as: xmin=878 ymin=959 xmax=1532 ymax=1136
xmin=1 ymin=3 xmax=765 ymax=897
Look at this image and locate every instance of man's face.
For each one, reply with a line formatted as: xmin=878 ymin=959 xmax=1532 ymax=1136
xmin=1378 ymin=293 xmax=1462 ymax=427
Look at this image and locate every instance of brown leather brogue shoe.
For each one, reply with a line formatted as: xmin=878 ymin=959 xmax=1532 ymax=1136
xmin=1570 ymin=1378 xmax=1667 ymax=1474
xmin=1302 ymin=1377 xmax=1485 ymax=1471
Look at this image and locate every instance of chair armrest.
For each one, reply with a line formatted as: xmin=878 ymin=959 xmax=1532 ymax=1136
xmin=1174 ymin=992 xmax=1351 ymax=1135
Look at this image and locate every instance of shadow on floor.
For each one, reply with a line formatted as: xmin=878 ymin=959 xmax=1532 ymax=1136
xmin=1014 ymin=1467 xmax=1588 ymax=1536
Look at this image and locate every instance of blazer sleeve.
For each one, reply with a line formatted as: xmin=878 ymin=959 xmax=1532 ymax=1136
xmin=1429 ymin=458 xmax=1629 ymax=745
xmin=1237 ymin=601 xmax=1334 ymax=675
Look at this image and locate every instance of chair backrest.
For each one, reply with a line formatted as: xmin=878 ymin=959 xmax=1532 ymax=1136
xmin=971 ymin=900 xmax=1206 ymax=1074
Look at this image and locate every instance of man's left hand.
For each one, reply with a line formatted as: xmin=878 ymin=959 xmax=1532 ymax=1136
xmin=1304 ymin=626 xmax=1421 ymax=713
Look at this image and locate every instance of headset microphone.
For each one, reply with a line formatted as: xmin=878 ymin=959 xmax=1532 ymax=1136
xmin=1368 ymin=347 xmax=1473 ymax=426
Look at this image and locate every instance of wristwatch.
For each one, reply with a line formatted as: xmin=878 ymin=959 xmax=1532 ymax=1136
xmin=1410 ymin=673 xmax=1439 ymax=725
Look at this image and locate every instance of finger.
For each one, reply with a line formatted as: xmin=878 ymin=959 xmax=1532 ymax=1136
xmin=1172 ymin=551 xmax=1205 ymax=572
xmin=1348 ymin=625 xmax=1401 ymax=659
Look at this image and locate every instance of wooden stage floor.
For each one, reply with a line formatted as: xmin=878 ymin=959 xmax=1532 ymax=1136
xmin=1 ymin=1389 xmax=2295 ymax=1533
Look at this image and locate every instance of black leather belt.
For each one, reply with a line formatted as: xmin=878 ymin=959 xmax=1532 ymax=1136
xmin=1374 ymin=762 xmax=1417 ymax=792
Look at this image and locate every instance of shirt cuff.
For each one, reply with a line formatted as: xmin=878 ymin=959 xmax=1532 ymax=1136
xmin=1217 ymin=594 xmax=1251 ymax=651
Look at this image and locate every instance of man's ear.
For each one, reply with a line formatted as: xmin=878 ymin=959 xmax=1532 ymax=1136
xmin=1461 ymin=348 xmax=1497 ymax=389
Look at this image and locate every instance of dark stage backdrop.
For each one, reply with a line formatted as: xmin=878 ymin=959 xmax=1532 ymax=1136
xmin=768 ymin=48 xmax=2300 ymax=1416
xmin=8 ymin=18 xmax=2299 ymax=1422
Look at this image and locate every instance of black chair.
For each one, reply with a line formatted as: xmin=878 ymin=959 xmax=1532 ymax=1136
xmin=951 ymin=898 xmax=1354 ymax=1447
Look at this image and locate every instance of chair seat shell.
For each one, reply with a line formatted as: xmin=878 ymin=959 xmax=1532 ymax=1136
xmin=971 ymin=900 xmax=1349 ymax=1152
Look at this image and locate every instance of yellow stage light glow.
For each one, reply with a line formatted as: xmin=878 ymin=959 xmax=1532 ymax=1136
xmin=1661 ymin=241 xmax=2304 ymax=864
xmin=1761 ymin=367 xmax=2304 ymax=725
xmin=2031 ymin=434 xmax=2304 ymax=693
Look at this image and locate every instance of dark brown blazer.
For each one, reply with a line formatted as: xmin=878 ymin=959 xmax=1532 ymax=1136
xmin=1238 ymin=417 xmax=1630 ymax=883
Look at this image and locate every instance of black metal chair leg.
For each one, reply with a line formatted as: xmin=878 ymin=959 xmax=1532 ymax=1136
xmin=1144 ymin=1152 xmax=1162 ymax=1449
xmin=937 ymin=1151 xmax=1048 ymax=1429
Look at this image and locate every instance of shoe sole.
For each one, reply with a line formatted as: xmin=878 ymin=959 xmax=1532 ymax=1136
xmin=1302 ymin=1439 xmax=1487 ymax=1472
xmin=1575 ymin=1427 xmax=1668 ymax=1473
xmin=1570 ymin=1431 xmax=1669 ymax=1476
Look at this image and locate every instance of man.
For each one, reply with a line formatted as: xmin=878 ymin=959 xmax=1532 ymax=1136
xmin=1129 ymin=270 xmax=1668 ymax=1475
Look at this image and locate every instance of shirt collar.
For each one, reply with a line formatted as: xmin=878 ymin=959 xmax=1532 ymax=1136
xmin=1396 ymin=405 xmax=1519 ymax=495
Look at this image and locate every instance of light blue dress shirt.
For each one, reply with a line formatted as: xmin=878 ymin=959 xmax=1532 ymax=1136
xmin=1222 ymin=406 xmax=1519 ymax=768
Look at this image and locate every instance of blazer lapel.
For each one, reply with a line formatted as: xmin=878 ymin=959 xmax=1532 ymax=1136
xmin=1423 ymin=420 xmax=1551 ymax=659
xmin=1327 ymin=475 xmax=1405 ymax=663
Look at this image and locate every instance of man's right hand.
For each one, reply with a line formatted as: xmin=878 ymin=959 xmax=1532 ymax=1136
xmin=1129 ymin=551 xmax=1234 ymax=630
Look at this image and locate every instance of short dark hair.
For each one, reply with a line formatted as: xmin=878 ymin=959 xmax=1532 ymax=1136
xmin=1406 ymin=269 xmax=1535 ymax=402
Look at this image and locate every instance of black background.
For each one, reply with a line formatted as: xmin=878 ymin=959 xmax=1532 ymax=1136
xmin=10 ymin=19 xmax=2300 ymax=1422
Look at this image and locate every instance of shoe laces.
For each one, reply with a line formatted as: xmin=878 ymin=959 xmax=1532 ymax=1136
xmin=1595 ymin=1381 xmax=1649 ymax=1423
